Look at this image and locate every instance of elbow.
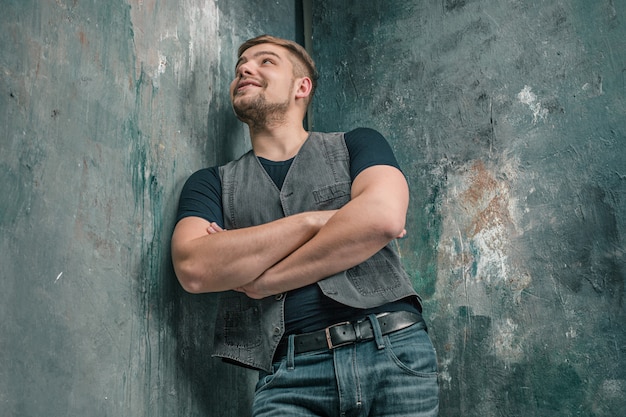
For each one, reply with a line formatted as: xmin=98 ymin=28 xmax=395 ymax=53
xmin=174 ymin=260 xmax=209 ymax=294
xmin=368 ymin=196 xmax=408 ymax=242
xmin=178 ymin=277 xmax=205 ymax=294
xmin=380 ymin=215 xmax=407 ymax=241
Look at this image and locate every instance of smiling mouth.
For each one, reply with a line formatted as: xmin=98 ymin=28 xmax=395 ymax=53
xmin=237 ymin=79 xmax=262 ymax=91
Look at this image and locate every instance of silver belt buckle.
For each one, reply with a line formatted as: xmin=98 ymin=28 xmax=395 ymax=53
xmin=325 ymin=321 xmax=352 ymax=349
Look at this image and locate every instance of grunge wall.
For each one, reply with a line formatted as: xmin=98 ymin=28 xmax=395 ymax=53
xmin=311 ymin=1 xmax=626 ymax=416
xmin=2 ymin=0 xmax=625 ymax=416
xmin=0 ymin=0 xmax=296 ymax=415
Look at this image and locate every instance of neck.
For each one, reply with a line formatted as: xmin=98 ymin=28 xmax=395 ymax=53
xmin=249 ymin=123 xmax=310 ymax=161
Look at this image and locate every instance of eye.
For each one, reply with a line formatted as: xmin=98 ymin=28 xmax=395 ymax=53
xmin=262 ymin=58 xmax=274 ymax=65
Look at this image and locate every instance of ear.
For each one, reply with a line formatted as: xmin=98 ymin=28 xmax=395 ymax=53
xmin=294 ymin=77 xmax=313 ymax=100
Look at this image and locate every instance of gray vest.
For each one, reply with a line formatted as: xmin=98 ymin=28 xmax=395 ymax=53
xmin=212 ymin=132 xmax=419 ymax=371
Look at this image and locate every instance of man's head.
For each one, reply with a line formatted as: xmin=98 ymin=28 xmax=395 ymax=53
xmin=237 ymin=35 xmax=318 ymax=102
xmin=230 ymin=35 xmax=318 ymax=128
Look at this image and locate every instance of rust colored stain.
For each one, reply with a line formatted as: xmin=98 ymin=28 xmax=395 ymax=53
xmin=78 ymin=30 xmax=88 ymax=46
xmin=461 ymin=161 xmax=497 ymax=207
xmin=460 ymin=160 xmax=513 ymax=237
xmin=470 ymin=193 xmax=512 ymax=236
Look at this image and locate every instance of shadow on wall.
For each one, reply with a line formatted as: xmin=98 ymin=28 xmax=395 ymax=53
xmin=166 ymin=101 xmax=255 ymax=416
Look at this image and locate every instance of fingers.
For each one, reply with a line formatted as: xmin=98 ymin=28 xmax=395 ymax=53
xmin=234 ymin=283 xmax=266 ymax=299
xmin=206 ymin=222 xmax=225 ymax=234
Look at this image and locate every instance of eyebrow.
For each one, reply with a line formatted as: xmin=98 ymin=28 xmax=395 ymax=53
xmin=235 ymin=50 xmax=283 ymax=69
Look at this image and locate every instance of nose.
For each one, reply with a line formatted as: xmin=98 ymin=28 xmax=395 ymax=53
xmin=236 ymin=61 xmax=254 ymax=77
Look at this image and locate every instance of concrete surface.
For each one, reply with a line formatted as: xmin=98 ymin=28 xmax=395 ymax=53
xmin=311 ymin=0 xmax=625 ymax=415
xmin=1 ymin=0 xmax=624 ymax=416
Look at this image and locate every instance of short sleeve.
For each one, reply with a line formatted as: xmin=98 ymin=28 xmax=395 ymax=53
xmin=344 ymin=127 xmax=402 ymax=180
xmin=175 ymin=167 xmax=224 ymax=228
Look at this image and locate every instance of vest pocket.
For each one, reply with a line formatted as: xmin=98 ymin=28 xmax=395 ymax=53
xmin=346 ymin=252 xmax=402 ymax=295
xmin=221 ymin=295 xmax=262 ymax=348
xmin=313 ymin=182 xmax=351 ymax=210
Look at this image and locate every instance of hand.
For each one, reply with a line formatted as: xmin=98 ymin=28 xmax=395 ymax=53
xmin=206 ymin=222 xmax=225 ymax=234
xmin=234 ymin=279 xmax=269 ymax=299
xmin=205 ymin=223 xmax=271 ymax=298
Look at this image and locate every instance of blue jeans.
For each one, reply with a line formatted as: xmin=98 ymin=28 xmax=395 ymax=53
xmin=252 ymin=317 xmax=439 ymax=417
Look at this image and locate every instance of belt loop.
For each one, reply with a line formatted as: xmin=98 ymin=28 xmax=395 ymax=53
xmin=367 ymin=314 xmax=385 ymax=350
xmin=287 ymin=334 xmax=295 ymax=370
xmin=354 ymin=320 xmax=362 ymax=341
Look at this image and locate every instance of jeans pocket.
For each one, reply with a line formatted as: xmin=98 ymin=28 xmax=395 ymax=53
xmin=255 ymin=359 xmax=286 ymax=393
xmin=385 ymin=327 xmax=438 ymax=378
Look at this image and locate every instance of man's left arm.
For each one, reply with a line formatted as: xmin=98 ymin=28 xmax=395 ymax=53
xmin=236 ymin=164 xmax=409 ymax=298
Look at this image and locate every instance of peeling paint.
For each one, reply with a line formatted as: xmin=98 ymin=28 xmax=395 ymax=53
xmin=312 ymin=0 xmax=626 ymax=415
xmin=441 ymin=160 xmax=529 ymax=298
xmin=517 ymin=85 xmax=548 ymax=123
xmin=1 ymin=0 xmax=285 ymax=416
xmin=492 ymin=317 xmax=523 ymax=362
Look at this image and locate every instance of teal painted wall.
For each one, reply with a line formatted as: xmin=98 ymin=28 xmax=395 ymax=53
xmin=311 ymin=0 xmax=625 ymax=416
xmin=0 ymin=0 xmax=296 ymax=415
xmin=2 ymin=0 xmax=625 ymax=416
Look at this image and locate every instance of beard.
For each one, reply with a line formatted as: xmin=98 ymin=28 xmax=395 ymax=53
xmin=232 ymin=90 xmax=291 ymax=129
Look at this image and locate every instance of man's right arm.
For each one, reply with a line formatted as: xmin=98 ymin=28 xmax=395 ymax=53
xmin=171 ymin=211 xmax=335 ymax=294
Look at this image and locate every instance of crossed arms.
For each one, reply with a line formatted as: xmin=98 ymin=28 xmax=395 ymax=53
xmin=170 ymin=164 xmax=409 ymax=299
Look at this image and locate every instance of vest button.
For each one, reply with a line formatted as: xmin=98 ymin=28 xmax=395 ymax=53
xmin=273 ymin=326 xmax=281 ymax=335
xmin=274 ymin=293 xmax=284 ymax=301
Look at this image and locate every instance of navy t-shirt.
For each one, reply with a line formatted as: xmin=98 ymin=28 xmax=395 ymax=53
xmin=175 ymin=127 xmax=418 ymax=333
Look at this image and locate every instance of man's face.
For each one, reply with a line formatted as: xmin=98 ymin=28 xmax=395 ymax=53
xmin=230 ymin=43 xmax=297 ymax=125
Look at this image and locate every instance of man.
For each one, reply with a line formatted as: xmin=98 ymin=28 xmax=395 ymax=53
xmin=171 ymin=34 xmax=439 ymax=416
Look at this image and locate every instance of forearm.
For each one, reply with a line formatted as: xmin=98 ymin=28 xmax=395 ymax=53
xmin=253 ymin=200 xmax=401 ymax=296
xmin=172 ymin=211 xmax=334 ymax=293
xmin=240 ymin=166 xmax=409 ymax=299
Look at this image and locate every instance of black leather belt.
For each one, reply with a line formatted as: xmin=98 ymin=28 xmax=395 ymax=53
xmin=273 ymin=311 xmax=425 ymax=360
